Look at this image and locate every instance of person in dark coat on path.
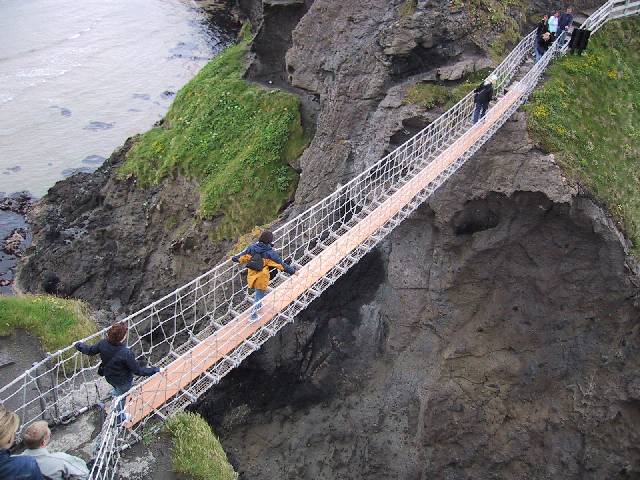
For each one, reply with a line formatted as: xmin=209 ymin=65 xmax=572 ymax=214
xmin=0 ymin=406 xmax=44 ymax=480
xmin=558 ymin=6 xmax=574 ymax=33
xmin=472 ymin=74 xmax=497 ymax=124
xmin=536 ymin=14 xmax=550 ymax=39
xmin=558 ymin=6 xmax=574 ymax=44
xmin=75 ymin=322 xmax=159 ymax=422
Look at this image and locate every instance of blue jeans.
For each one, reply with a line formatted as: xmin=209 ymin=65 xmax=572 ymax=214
xmin=473 ymin=103 xmax=488 ymax=124
xmin=91 ymin=380 xmax=132 ymax=456
xmin=250 ymin=288 xmax=267 ymax=320
xmin=110 ymin=381 xmax=132 ymax=425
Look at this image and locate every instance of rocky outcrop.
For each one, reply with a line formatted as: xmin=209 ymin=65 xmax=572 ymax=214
xmin=0 ymin=191 xmax=32 ymax=215
xmin=17 ymin=140 xmax=232 ymax=315
xmin=3 ymin=229 xmax=27 ymax=257
xmin=246 ymin=0 xmax=312 ymax=82
xmin=282 ymin=0 xmax=521 ymax=213
xmin=197 ymin=112 xmax=640 ymax=480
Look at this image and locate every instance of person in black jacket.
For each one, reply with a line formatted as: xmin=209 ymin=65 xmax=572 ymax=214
xmin=472 ymin=74 xmax=496 ymax=124
xmin=75 ymin=322 xmax=159 ymax=421
xmin=558 ymin=7 xmax=574 ymax=33
xmin=535 ymin=31 xmax=553 ymax=63
xmin=536 ymin=14 xmax=550 ymax=39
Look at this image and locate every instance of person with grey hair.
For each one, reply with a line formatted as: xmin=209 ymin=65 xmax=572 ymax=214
xmin=21 ymin=421 xmax=89 ymax=480
xmin=0 ymin=405 xmax=44 ymax=480
xmin=472 ymin=74 xmax=497 ymax=124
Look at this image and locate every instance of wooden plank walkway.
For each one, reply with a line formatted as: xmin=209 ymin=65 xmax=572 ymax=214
xmin=124 ymin=84 xmax=525 ymax=428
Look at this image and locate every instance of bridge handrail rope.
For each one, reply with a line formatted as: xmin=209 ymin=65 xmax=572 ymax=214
xmin=2 ymin=2 xmax=638 ymax=478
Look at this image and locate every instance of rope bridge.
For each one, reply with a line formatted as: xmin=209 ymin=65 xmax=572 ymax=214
xmin=1 ymin=1 xmax=638 ymax=477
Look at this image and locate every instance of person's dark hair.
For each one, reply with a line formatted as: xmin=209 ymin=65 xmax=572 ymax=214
xmin=258 ymin=230 xmax=274 ymax=245
xmin=107 ymin=322 xmax=128 ymax=345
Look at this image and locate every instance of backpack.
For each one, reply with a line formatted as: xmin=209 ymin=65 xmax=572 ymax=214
xmin=245 ymin=252 xmax=265 ymax=272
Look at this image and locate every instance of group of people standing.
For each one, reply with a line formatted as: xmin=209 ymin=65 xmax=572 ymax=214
xmin=472 ymin=6 xmax=576 ymax=124
xmin=1 ymin=406 xmax=89 ymax=480
xmin=535 ymin=7 xmax=575 ymax=62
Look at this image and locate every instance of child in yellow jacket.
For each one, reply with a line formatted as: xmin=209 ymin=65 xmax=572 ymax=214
xmin=232 ymin=231 xmax=296 ymax=322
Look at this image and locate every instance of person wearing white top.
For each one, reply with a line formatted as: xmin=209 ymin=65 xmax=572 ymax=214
xmin=20 ymin=421 xmax=89 ymax=480
xmin=548 ymin=11 xmax=560 ymax=34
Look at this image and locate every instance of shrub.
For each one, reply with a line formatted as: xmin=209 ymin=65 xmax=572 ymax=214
xmin=0 ymin=295 xmax=96 ymax=352
xmin=165 ymin=412 xmax=237 ymax=480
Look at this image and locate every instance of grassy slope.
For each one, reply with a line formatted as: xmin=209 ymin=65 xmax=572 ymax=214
xmin=526 ymin=17 xmax=640 ymax=254
xmin=0 ymin=295 xmax=96 ymax=352
xmin=403 ymin=68 xmax=493 ymax=110
xmin=165 ymin=412 xmax=236 ymax=480
xmin=120 ymin=37 xmax=307 ymax=240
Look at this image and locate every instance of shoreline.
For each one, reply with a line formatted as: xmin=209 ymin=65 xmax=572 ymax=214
xmin=0 ymin=192 xmax=33 ymax=295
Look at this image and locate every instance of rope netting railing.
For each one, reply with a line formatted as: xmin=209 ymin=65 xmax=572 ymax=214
xmin=2 ymin=2 xmax=637 ymax=478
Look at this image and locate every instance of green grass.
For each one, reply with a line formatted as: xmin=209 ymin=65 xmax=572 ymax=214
xmin=165 ymin=412 xmax=237 ymax=480
xmin=404 ymin=83 xmax=450 ymax=109
xmin=119 ymin=37 xmax=308 ymax=240
xmin=0 ymin=295 xmax=96 ymax=352
xmin=526 ymin=17 xmax=640 ymax=254
xmin=399 ymin=0 xmax=417 ymax=17
xmin=404 ymin=68 xmax=493 ymax=110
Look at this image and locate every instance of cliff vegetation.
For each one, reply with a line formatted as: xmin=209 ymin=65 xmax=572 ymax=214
xmin=120 ymin=36 xmax=307 ymax=239
xmin=526 ymin=17 xmax=640 ymax=254
xmin=165 ymin=411 xmax=237 ymax=480
xmin=0 ymin=295 xmax=95 ymax=351
xmin=403 ymin=68 xmax=493 ymax=109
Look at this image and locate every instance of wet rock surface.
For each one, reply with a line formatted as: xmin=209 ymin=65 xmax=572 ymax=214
xmin=3 ymin=228 xmax=27 ymax=257
xmin=0 ymin=192 xmax=33 ymax=293
xmin=1 ymin=191 xmax=33 ymax=215
xmin=83 ymin=121 xmax=115 ymax=131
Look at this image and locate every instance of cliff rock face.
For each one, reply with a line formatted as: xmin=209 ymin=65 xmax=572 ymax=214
xmin=17 ymin=140 xmax=232 ymax=314
xmin=197 ymin=113 xmax=640 ymax=480
xmin=283 ymin=0 xmax=506 ymax=211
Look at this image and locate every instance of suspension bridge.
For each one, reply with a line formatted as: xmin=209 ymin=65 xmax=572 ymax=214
xmin=1 ymin=1 xmax=639 ymax=477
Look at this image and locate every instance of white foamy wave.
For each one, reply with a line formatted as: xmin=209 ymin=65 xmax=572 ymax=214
xmin=0 ymin=94 xmax=14 ymax=105
xmin=15 ymin=68 xmax=68 ymax=79
xmin=69 ymin=33 xmax=81 ymax=39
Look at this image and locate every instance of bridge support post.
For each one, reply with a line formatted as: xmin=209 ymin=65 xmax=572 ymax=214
xmin=33 ymin=361 xmax=50 ymax=422
xmin=47 ymin=356 xmax=61 ymax=423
